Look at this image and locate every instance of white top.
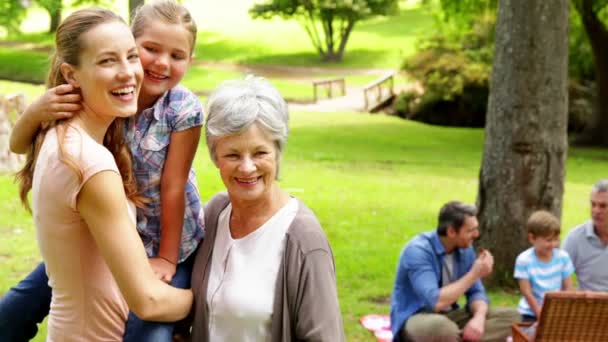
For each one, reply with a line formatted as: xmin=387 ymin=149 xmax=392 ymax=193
xmin=207 ymin=198 xmax=298 ymax=342
xmin=442 ymin=253 xmax=455 ymax=287
xmin=440 ymin=252 xmax=456 ymax=312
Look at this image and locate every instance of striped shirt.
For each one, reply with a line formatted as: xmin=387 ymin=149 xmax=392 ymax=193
xmin=124 ymin=85 xmax=205 ymax=263
xmin=514 ymin=247 xmax=574 ymax=317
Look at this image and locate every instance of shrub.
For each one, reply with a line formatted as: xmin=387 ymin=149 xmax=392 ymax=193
xmin=396 ymin=14 xmax=494 ymax=127
xmin=397 ymin=10 xmax=592 ymax=131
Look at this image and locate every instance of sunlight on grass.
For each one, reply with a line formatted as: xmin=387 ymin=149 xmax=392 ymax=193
xmin=1 ymin=110 xmax=605 ymax=341
xmin=0 ymin=80 xmax=45 ymax=101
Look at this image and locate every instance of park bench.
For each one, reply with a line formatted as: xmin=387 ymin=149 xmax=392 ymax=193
xmin=312 ymin=78 xmax=345 ymax=102
xmin=511 ymin=291 xmax=608 ymax=341
xmin=363 ymin=72 xmax=395 ymax=112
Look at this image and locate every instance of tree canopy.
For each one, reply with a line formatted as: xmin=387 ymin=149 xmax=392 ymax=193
xmin=250 ymin=0 xmax=399 ymax=62
xmin=0 ymin=0 xmax=27 ymax=34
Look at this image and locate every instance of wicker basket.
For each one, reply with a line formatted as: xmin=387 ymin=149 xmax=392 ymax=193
xmin=511 ymin=291 xmax=608 ymax=341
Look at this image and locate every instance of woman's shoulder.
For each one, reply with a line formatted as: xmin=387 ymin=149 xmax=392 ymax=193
xmin=204 ymin=192 xmax=231 ymax=217
xmin=61 ymin=125 xmax=115 ymax=166
xmin=286 ymin=198 xmax=331 ymax=253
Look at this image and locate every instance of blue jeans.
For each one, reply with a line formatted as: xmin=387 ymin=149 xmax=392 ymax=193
xmin=0 ymin=262 xmax=50 ymax=342
xmin=123 ymin=254 xmax=194 ymax=342
xmin=0 ymin=256 xmax=194 ymax=342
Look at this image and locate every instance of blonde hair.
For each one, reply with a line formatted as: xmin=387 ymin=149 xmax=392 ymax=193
xmin=16 ymin=7 xmax=142 ymax=210
xmin=131 ymin=0 xmax=197 ymax=54
xmin=526 ymin=210 xmax=561 ymax=237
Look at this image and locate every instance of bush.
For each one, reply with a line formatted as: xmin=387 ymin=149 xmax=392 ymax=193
xmin=568 ymin=80 xmax=595 ymax=133
xmin=396 ymin=14 xmax=494 ymax=127
xmin=569 ymin=5 xmax=594 ymax=82
xmin=396 ymin=10 xmax=593 ymax=131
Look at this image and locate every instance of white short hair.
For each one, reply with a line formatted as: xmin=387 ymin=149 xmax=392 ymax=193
xmin=205 ymin=76 xmax=289 ymax=178
xmin=592 ymin=179 xmax=608 ymax=194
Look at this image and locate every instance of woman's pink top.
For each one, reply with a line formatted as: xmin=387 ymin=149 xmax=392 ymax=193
xmin=32 ymin=125 xmax=131 ymax=341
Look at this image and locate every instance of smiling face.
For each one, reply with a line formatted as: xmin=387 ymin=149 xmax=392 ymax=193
xmin=214 ymin=124 xmax=279 ymax=205
xmin=135 ymin=21 xmax=192 ymax=103
xmin=529 ymin=233 xmax=559 ymax=261
xmin=449 ymin=215 xmax=480 ymax=249
xmin=65 ymin=21 xmax=142 ymax=120
xmin=591 ymin=191 xmax=608 ymax=231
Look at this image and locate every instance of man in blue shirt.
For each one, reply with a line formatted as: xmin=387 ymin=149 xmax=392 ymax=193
xmin=390 ymin=201 xmax=519 ymax=342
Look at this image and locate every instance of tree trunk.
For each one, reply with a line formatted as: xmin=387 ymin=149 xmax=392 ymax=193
xmin=129 ymin=0 xmax=145 ymax=21
xmin=321 ymin=51 xmax=342 ymax=62
xmin=335 ymin=20 xmax=356 ymax=63
xmin=48 ymin=7 xmax=61 ymax=33
xmin=574 ymin=0 xmax=608 ymax=146
xmin=476 ymin=0 xmax=569 ymax=287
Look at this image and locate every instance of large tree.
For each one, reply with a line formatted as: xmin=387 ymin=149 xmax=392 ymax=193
xmin=0 ymin=0 xmax=27 ymax=34
xmin=476 ymin=0 xmax=570 ymax=287
xmin=36 ymin=0 xmax=62 ymax=33
xmin=573 ymin=0 xmax=608 ymax=146
xmin=249 ymin=0 xmax=398 ymax=62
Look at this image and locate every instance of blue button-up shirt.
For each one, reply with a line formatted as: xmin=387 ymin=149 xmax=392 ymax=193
xmin=124 ymin=85 xmax=205 ymax=263
xmin=390 ymin=231 xmax=489 ymax=341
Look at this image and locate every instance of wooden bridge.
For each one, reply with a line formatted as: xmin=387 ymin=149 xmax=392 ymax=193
xmin=362 ymin=72 xmax=396 ymax=112
xmin=291 ymin=72 xmax=397 ymax=113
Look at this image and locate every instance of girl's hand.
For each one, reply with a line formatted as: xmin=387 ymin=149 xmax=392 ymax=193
xmin=149 ymin=257 xmax=177 ymax=284
xmin=31 ymin=84 xmax=82 ymax=122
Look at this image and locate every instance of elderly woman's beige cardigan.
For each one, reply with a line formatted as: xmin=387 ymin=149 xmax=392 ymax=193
xmin=190 ymin=192 xmax=345 ymax=342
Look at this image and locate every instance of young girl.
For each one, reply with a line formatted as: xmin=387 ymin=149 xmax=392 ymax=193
xmin=0 ymin=1 xmax=204 ymax=341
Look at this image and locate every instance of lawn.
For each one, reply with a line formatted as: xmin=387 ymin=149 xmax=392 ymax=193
xmin=1 ymin=107 xmax=607 ymax=341
xmin=0 ymin=0 xmax=433 ymax=90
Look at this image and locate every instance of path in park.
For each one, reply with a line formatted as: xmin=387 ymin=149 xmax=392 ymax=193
xmin=0 ymin=39 xmax=407 ymax=113
xmin=196 ymin=61 xmax=405 ymax=113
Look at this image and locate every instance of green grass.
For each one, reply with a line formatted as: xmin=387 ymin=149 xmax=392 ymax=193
xmin=0 ymin=47 xmax=48 ymax=84
xmin=190 ymin=0 xmax=433 ymax=68
xmin=1 ymin=109 xmax=606 ymax=341
xmin=180 ymin=65 xmax=242 ymax=95
xmin=0 ymin=0 xmax=433 ymax=91
xmin=0 ymin=80 xmax=45 ymax=100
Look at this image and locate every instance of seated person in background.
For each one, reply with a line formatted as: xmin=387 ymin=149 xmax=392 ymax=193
xmin=514 ymin=210 xmax=575 ymax=322
xmin=390 ymin=201 xmax=520 ymax=342
xmin=563 ymin=179 xmax=608 ymax=291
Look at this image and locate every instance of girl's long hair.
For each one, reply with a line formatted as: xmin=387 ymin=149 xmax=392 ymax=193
xmin=16 ymin=7 xmax=143 ymax=211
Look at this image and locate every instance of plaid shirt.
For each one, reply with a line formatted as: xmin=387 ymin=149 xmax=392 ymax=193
xmin=125 ymin=85 xmax=205 ymax=263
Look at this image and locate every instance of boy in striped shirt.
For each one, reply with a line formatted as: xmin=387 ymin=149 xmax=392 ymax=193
xmin=514 ymin=210 xmax=575 ymax=322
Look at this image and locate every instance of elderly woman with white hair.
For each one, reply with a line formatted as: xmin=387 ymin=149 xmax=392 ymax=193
xmin=189 ymin=76 xmax=345 ymax=341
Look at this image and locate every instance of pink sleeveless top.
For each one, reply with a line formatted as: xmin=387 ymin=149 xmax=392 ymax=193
xmin=32 ymin=125 xmax=132 ymax=341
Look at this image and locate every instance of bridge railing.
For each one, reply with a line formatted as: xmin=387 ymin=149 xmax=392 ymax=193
xmin=363 ymin=72 xmax=395 ymax=111
xmin=312 ymin=78 xmax=345 ymax=102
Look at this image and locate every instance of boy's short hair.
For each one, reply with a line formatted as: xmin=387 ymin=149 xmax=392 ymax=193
xmin=526 ymin=210 xmax=560 ymax=237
